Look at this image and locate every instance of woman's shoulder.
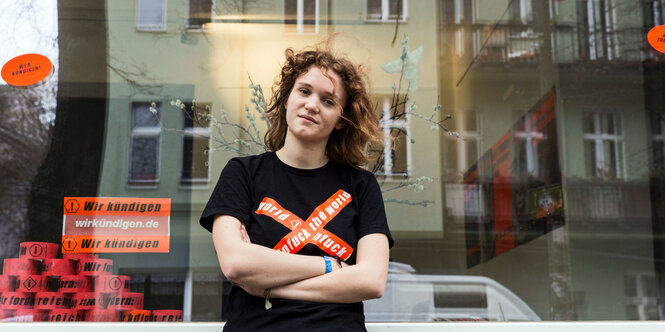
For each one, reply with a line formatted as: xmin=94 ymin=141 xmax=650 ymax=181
xmin=328 ymin=161 xmax=379 ymax=189
xmin=226 ymin=151 xmax=275 ymax=169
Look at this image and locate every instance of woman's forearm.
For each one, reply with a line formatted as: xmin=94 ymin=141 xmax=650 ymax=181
xmin=268 ymin=233 xmax=390 ymax=303
xmin=212 ymin=215 xmax=337 ymax=289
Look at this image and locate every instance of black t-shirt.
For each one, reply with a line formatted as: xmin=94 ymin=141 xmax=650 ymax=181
xmin=200 ymin=152 xmax=393 ymax=331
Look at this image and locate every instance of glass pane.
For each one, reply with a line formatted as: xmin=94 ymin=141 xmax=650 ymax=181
xmin=464 ymin=110 xmax=477 ymax=132
xmin=466 ymin=139 xmax=478 ymax=171
xmin=181 ymin=134 xmax=210 ymax=182
xmin=129 ymin=136 xmax=159 ymax=182
xmin=583 ymin=113 xmax=595 ymax=134
xmin=284 ymin=0 xmax=298 ymax=24
xmin=367 ymin=0 xmax=382 ymax=19
xmin=444 ymin=137 xmax=459 ymax=174
xmin=391 ymin=127 xmax=408 ymax=175
xmin=137 ymin=0 xmax=164 ymax=29
xmin=388 ymin=0 xmax=404 ymax=18
xmin=183 ymin=102 xmax=210 ymax=128
xmin=604 ymin=113 xmax=615 ymax=135
xmin=132 ymin=102 xmax=160 ymax=128
xmin=584 ymin=140 xmax=597 ymax=177
xmin=188 ymin=0 xmax=211 ymax=28
xmin=303 ymin=0 xmax=317 ymax=25
xmin=7 ymin=0 xmax=665 ymax=326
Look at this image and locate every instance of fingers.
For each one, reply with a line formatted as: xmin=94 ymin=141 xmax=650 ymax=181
xmin=240 ymin=224 xmax=251 ymax=243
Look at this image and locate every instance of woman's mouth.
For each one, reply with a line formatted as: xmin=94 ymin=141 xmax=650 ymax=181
xmin=298 ymin=115 xmax=317 ymax=124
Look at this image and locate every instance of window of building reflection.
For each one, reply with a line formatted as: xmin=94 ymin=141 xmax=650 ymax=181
xmin=583 ymin=112 xmax=623 ymax=179
xmin=367 ymin=0 xmax=407 ymax=22
xmin=181 ymin=102 xmax=211 ymax=185
xmin=128 ymin=102 xmax=161 ymax=185
xmin=137 ymin=0 xmax=166 ymax=31
xmin=284 ymin=0 xmax=322 ymax=34
xmin=187 ymin=0 xmax=213 ymax=30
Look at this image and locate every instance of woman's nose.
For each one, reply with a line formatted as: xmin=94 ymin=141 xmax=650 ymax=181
xmin=304 ymin=98 xmax=318 ymax=113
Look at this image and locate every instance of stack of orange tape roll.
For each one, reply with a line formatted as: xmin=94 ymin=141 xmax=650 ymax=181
xmin=0 ymin=241 xmax=183 ymax=322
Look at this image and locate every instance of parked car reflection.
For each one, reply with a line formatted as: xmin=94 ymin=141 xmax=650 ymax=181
xmin=364 ymin=262 xmax=540 ymax=322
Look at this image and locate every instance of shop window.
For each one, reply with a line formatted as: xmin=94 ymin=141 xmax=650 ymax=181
xmin=583 ymin=112 xmax=623 ymax=179
xmin=366 ymin=0 xmax=407 ymax=22
xmin=368 ymin=95 xmax=410 ymax=177
xmin=187 ymin=0 xmax=213 ymax=30
xmin=136 ymin=0 xmax=166 ymax=31
xmin=625 ymin=274 xmax=659 ymax=320
xmin=284 ymin=0 xmax=320 ymax=34
xmin=181 ymin=102 xmax=211 ymax=184
xmin=128 ymin=102 xmax=161 ymax=185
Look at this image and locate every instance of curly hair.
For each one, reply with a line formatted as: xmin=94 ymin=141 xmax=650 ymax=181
xmin=264 ymin=47 xmax=383 ymax=168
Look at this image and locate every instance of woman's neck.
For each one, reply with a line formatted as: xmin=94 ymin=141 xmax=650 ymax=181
xmin=276 ymin=135 xmax=329 ymax=169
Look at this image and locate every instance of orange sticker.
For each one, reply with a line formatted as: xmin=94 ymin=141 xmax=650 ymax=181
xmin=648 ymin=25 xmax=665 ymax=54
xmin=1 ymin=53 xmax=53 ymax=87
xmin=62 ymin=197 xmax=170 ymax=253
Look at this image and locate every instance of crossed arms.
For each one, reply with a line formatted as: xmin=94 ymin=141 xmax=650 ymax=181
xmin=211 ymin=214 xmax=390 ymax=303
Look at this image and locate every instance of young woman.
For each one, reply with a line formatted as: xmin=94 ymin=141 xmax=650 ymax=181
xmin=200 ymin=47 xmax=394 ymax=331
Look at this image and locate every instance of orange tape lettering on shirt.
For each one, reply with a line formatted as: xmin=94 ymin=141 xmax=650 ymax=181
xmin=254 ymin=190 xmax=354 ymax=261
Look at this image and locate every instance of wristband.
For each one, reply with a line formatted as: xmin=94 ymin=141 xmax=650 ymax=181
xmin=323 ymin=256 xmax=332 ymax=273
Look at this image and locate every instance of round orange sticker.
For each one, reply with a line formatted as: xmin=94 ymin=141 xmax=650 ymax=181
xmin=648 ymin=25 xmax=665 ymax=55
xmin=1 ymin=53 xmax=53 ymax=87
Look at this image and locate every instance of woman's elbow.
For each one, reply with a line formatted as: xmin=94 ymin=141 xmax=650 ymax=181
xmin=364 ymin=279 xmax=386 ymax=299
xmin=218 ymin=255 xmax=245 ymax=284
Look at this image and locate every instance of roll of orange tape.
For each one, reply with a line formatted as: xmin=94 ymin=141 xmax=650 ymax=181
xmin=122 ymin=309 xmax=151 ymax=322
xmin=19 ymin=242 xmax=59 ymax=260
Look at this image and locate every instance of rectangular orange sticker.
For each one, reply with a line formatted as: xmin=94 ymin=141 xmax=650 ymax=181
xmin=62 ymin=197 xmax=170 ymax=253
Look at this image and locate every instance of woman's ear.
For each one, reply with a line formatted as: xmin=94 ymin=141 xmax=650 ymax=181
xmin=335 ymin=120 xmax=346 ymax=130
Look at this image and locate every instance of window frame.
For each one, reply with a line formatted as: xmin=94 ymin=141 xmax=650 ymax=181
xmin=136 ymin=0 xmax=167 ymax=32
xmin=127 ymin=102 xmax=162 ymax=186
xmin=375 ymin=96 xmax=412 ymax=177
xmin=180 ymin=102 xmax=212 ymax=185
xmin=444 ymin=110 xmax=480 ymax=175
xmin=186 ymin=0 xmax=214 ymax=31
xmin=283 ymin=0 xmax=321 ymax=35
xmin=582 ymin=111 xmax=624 ymax=179
xmin=365 ymin=0 xmax=408 ymax=23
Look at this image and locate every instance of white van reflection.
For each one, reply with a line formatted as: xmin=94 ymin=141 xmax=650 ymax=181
xmin=364 ymin=262 xmax=541 ymax=322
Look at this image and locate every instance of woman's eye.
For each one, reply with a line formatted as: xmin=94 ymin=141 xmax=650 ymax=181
xmin=323 ymin=99 xmax=334 ymax=106
xmin=299 ymin=88 xmax=310 ymax=95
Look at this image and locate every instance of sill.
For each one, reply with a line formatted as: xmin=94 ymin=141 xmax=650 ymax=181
xmin=136 ymin=27 xmax=167 ymax=32
xmin=126 ymin=181 xmax=159 ymax=190
xmin=364 ymin=18 xmax=408 ymax=24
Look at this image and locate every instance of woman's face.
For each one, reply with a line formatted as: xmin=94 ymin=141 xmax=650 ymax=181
xmin=283 ymin=65 xmax=347 ymax=146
